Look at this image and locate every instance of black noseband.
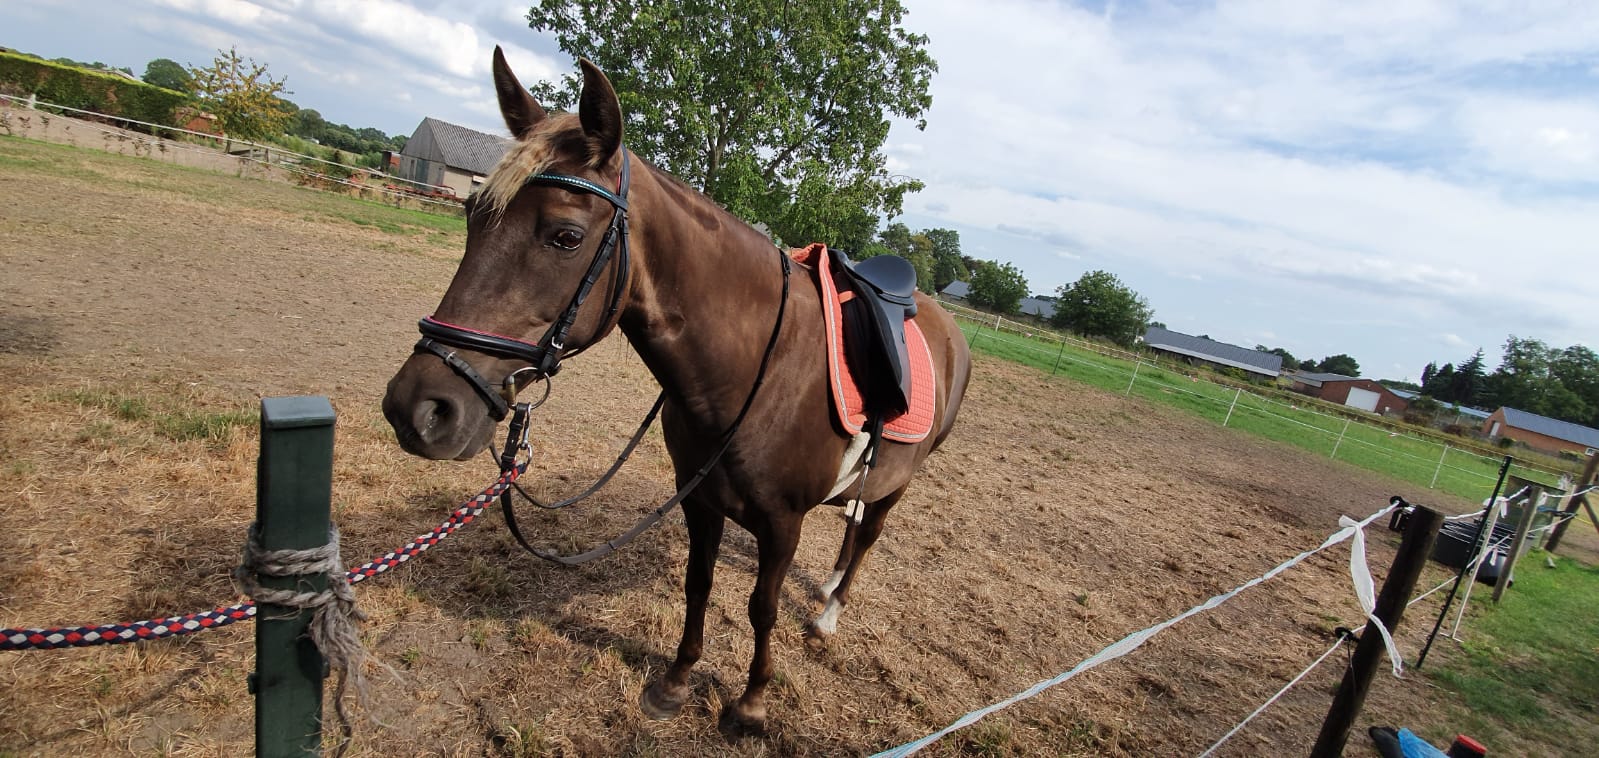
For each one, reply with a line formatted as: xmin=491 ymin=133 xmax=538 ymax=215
xmin=412 ymin=150 xmax=633 ymax=420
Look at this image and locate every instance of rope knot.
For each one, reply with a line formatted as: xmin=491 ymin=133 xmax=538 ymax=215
xmin=234 ymin=523 xmax=370 ymax=756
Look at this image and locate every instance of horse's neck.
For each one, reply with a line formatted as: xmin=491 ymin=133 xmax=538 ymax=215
xmin=619 ymin=170 xmax=795 ymax=422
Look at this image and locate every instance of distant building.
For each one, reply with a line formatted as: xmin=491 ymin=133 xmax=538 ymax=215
xmin=940 ymin=280 xmax=971 ymax=300
xmin=396 ymin=117 xmax=512 ymax=198
xmin=1291 ymin=373 xmax=1411 ymax=415
xmin=1482 ymin=407 xmax=1599 ymax=457
xmin=1017 ymin=296 xmax=1056 ymax=320
xmin=1140 ymin=327 xmax=1283 ymax=379
xmin=1389 ymin=388 xmax=1489 ymax=425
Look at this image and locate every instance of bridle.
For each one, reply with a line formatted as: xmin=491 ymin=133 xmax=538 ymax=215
xmin=406 ymin=145 xmax=794 ymax=565
xmin=413 ymin=149 xmax=634 ymax=421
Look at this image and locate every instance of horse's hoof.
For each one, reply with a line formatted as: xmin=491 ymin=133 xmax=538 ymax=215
xmin=804 ymin=621 xmax=834 ymax=650
xmin=804 ymin=631 xmax=829 ymax=653
xmin=639 ymin=682 xmax=686 ymax=720
xmin=719 ymin=701 xmax=767 ymax=736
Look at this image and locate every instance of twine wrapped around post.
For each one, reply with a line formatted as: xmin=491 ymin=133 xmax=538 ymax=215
xmin=234 ymin=523 xmax=369 ymax=757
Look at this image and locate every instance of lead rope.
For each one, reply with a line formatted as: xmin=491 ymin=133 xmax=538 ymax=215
xmin=498 ymin=252 xmax=792 ymax=565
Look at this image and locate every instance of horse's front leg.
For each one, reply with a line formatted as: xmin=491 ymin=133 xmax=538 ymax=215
xmin=724 ymin=516 xmax=803 ymax=732
xmin=640 ymin=500 xmax=723 ymax=720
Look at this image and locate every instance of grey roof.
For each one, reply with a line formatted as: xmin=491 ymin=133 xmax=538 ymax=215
xmin=941 ymin=280 xmax=971 ymax=298
xmin=1499 ymin=407 xmax=1599 ymax=448
xmin=1296 ymin=371 xmax=1360 ymax=384
xmin=1389 ymin=388 xmax=1420 ymax=399
xmin=408 ymin=117 xmax=512 ymax=175
xmin=1141 ymin=327 xmax=1283 ymax=376
xmin=1454 ymin=406 xmax=1492 ymax=420
xmin=1017 ymin=296 xmax=1056 ymax=319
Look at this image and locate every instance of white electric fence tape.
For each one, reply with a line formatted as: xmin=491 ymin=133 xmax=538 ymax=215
xmin=869 ymin=503 xmax=1399 ymax=758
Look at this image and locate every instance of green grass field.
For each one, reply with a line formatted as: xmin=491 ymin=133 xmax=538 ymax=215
xmin=953 ymin=315 xmax=1569 ymax=506
xmin=1427 ymin=553 xmax=1599 ymax=753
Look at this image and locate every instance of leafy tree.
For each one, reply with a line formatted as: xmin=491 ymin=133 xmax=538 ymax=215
xmin=1298 ymin=359 xmax=1318 ymax=371
xmin=141 ymin=58 xmax=191 ymax=92
xmin=1449 ymin=348 xmax=1486 ymax=407
xmin=1481 ymin=336 xmax=1592 ymax=422
xmin=924 ymin=228 xmax=967 ymax=292
xmin=1049 ymin=269 xmax=1152 ymax=347
xmin=1256 ymin=345 xmax=1299 ymax=371
xmin=1552 ymin=345 xmax=1599 ymax=427
xmin=967 ymin=260 xmax=1029 ymax=315
xmin=1483 ymin=336 xmax=1552 ymax=412
xmin=526 ymin=0 xmax=935 ymax=248
xmin=1423 ymin=362 xmax=1456 ymax=399
xmin=1315 ymin=354 xmax=1361 ymax=376
xmin=188 ymin=47 xmax=293 ymax=142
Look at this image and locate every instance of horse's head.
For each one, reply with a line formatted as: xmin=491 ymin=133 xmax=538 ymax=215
xmin=383 ymin=48 xmax=630 ymax=460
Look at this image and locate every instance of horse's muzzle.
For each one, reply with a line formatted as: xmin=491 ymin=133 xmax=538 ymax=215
xmin=383 ymin=354 xmax=497 ymax=461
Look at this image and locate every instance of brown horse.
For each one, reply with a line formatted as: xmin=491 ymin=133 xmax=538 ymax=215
xmin=382 ymin=48 xmax=970 ymax=730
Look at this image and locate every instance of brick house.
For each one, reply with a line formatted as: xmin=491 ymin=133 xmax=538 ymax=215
xmin=1290 ymin=373 xmax=1411 ymax=416
xmin=1482 ymin=407 xmax=1599 ymax=457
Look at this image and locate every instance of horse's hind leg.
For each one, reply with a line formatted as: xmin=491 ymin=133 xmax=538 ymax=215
xmin=815 ymin=518 xmax=859 ymax=601
xmin=640 ymin=500 xmax=723 ymax=720
xmin=810 ymin=486 xmax=905 ymax=638
xmin=724 ymin=515 xmax=803 ymax=732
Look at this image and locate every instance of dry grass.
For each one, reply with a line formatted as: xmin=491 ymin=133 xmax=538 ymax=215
xmin=3 ymin=132 xmax=1593 ymax=757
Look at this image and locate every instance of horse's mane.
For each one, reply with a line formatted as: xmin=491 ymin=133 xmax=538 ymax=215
xmin=480 ymin=113 xmax=592 ymax=216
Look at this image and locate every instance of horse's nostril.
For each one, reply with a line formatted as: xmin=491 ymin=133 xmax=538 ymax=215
xmin=414 ymin=398 xmax=453 ymax=443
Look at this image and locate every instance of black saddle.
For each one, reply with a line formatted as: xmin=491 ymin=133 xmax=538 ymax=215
xmin=828 ymin=247 xmax=918 ymax=417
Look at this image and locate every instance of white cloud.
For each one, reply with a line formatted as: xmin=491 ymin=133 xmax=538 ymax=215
xmin=9 ymin=0 xmax=1598 ymax=374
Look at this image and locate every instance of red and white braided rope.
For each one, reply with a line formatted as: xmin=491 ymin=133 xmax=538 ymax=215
xmin=2 ymin=462 xmax=526 ymax=651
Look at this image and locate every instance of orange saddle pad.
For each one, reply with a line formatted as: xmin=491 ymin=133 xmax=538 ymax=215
xmin=790 ymin=243 xmax=936 ymax=444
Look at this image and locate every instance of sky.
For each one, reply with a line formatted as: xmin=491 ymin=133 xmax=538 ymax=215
xmin=9 ymin=0 xmax=1598 ymax=382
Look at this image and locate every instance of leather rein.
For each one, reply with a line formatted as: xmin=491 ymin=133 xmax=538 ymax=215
xmin=410 ymin=148 xmax=792 ymax=565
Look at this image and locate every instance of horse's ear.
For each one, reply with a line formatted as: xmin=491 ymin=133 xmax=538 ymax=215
xmin=493 ymin=45 xmax=546 ymax=139
xmin=577 ymin=58 xmax=622 ymax=165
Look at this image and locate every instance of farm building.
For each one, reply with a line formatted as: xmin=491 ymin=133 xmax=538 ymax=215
xmin=1017 ymin=296 xmax=1057 ymax=320
xmin=936 ymin=282 xmax=1057 ymax=320
xmin=1390 ymin=388 xmax=1490 ymax=427
xmin=1481 ymin=407 xmax=1599 ymax=457
xmin=1140 ymin=327 xmax=1282 ymax=379
xmin=1291 ymin=373 xmax=1411 ymax=416
xmin=395 ymin=117 xmax=511 ymax=198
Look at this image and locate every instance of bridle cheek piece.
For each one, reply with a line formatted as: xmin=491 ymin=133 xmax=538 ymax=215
xmin=413 ymin=150 xmax=633 ymax=421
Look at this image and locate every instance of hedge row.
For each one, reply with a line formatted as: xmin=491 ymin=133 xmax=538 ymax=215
xmin=0 ymin=52 xmax=189 ymax=127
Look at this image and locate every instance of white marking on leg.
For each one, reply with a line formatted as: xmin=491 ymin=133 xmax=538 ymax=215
xmin=819 ymin=569 xmax=845 ymax=599
xmin=812 ymin=597 xmax=843 ymax=636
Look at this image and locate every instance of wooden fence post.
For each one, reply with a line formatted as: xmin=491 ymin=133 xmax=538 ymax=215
xmin=253 ymin=396 xmax=336 ymax=757
xmin=1544 ymin=455 xmax=1598 ymax=553
xmin=1492 ymin=491 xmax=1542 ymax=603
xmin=1309 ymin=506 xmax=1442 ymax=758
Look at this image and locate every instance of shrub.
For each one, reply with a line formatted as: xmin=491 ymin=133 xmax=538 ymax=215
xmin=0 ymin=52 xmax=189 ymax=129
xmin=1497 ymin=436 xmax=1516 ymax=449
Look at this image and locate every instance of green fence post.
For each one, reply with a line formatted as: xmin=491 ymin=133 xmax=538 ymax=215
xmin=253 ymin=396 xmax=336 ymax=757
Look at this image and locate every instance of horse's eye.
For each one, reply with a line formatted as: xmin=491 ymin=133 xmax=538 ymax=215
xmin=551 ymin=229 xmax=584 ymax=250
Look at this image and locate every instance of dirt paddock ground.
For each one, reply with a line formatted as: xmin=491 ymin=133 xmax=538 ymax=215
xmin=0 ymin=133 xmax=1557 ymax=756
